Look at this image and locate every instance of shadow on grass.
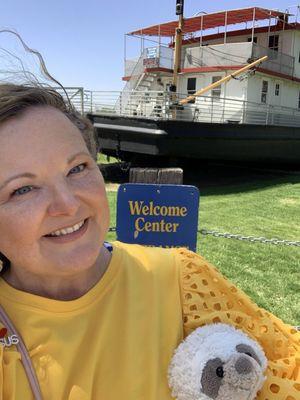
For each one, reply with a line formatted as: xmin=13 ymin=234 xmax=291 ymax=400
xmin=100 ymin=163 xmax=130 ymax=184
xmin=100 ymin=160 xmax=300 ymax=196
xmin=183 ymin=164 xmax=300 ymax=196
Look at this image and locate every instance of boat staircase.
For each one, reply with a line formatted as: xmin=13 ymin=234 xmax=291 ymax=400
xmin=115 ymin=52 xmax=164 ymax=117
xmin=124 ymin=72 xmax=165 ymax=117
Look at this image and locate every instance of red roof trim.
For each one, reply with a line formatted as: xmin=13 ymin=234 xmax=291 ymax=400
xmin=181 ymin=23 xmax=300 ymax=46
xmin=256 ymin=68 xmax=300 ymax=83
xmin=144 ymin=67 xmax=173 ymax=74
xmin=129 ymin=7 xmax=290 ymax=37
xmin=181 ymin=66 xmax=300 ymax=83
xmin=181 ymin=66 xmax=242 ymax=73
xmin=122 ymin=66 xmax=300 ymax=84
xmin=122 ymin=67 xmax=173 ymax=81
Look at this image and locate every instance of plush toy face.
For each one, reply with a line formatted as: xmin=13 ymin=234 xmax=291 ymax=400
xmin=168 ymin=323 xmax=267 ymax=400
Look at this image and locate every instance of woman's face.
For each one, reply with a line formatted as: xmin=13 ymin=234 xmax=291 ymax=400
xmin=0 ymin=106 xmax=110 ymax=278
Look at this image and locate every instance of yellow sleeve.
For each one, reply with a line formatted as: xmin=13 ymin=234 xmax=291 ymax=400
xmin=176 ymin=247 xmax=300 ymax=400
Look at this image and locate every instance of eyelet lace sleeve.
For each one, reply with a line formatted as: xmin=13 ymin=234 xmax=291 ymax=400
xmin=175 ymin=247 xmax=300 ymax=400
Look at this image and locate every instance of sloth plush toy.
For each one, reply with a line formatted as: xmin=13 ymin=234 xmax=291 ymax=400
xmin=168 ymin=323 xmax=267 ymax=400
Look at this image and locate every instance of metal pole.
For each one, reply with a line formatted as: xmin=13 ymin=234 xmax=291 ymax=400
xmin=124 ymin=34 xmax=127 ymax=75
xmin=158 ymin=24 xmax=161 ymax=46
xmin=251 ymin=7 xmax=256 ymax=42
xmin=291 ymin=7 xmax=299 ymax=76
xmin=80 ymin=88 xmax=84 ymax=115
xmin=200 ymin=14 xmax=203 ymax=47
xmin=172 ymin=14 xmax=184 ymax=89
xmin=158 ymin=24 xmax=161 ymax=68
xmin=199 ymin=14 xmax=204 ymax=67
xmin=283 ymin=10 xmax=287 ymax=31
xmin=267 ymin=11 xmax=271 ymax=40
xmin=224 ymin=11 xmax=228 ymax=44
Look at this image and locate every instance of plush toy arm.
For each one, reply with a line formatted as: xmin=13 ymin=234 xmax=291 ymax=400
xmin=175 ymin=248 xmax=300 ymax=400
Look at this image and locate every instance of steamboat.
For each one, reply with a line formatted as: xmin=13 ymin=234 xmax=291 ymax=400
xmin=85 ymin=3 xmax=300 ymax=165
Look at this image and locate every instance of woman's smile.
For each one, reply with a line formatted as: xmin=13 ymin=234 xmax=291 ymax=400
xmin=43 ymin=217 xmax=89 ymax=243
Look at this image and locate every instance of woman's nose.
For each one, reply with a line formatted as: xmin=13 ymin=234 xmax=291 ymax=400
xmin=47 ymin=184 xmax=80 ymax=217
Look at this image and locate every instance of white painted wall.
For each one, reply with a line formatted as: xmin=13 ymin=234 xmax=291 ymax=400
xmin=173 ymin=71 xmax=300 ymax=111
xmin=290 ymin=31 xmax=300 ymax=78
xmin=246 ymin=73 xmax=300 ymax=109
xmin=184 ymin=30 xmax=293 ymax=54
xmin=177 ymin=72 xmax=247 ymax=100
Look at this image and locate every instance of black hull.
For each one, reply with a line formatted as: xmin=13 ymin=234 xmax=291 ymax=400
xmin=88 ymin=114 xmax=300 ymax=165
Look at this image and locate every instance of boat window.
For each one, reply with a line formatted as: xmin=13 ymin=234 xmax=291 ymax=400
xmin=261 ymin=80 xmax=268 ymax=104
xmin=247 ymin=37 xmax=257 ymax=43
xmin=187 ymin=78 xmax=196 ymax=95
xmin=211 ymin=76 xmax=222 ymax=99
xmin=275 ymin=84 xmax=280 ymax=96
xmin=187 ymin=77 xmax=196 ymax=103
xmin=268 ymin=35 xmax=279 ymax=51
xmin=298 ymin=51 xmax=300 ymax=63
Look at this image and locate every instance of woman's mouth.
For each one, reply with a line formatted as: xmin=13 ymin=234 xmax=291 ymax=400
xmin=43 ymin=218 xmax=89 ymax=243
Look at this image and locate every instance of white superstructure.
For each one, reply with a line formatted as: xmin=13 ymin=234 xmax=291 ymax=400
xmin=111 ymin=6 xmax=300 ymax=127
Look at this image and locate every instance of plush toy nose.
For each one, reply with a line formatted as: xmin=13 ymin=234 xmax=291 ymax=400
xmin=235 ymin=356 xmax=253 ymax=375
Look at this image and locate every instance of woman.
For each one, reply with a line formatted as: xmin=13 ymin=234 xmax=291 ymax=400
xmin=0 ymin=84 xmax=298 ymax=400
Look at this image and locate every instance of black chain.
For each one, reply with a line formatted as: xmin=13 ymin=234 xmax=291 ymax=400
xmin=108 ymin=227 xmax=300 ymax=247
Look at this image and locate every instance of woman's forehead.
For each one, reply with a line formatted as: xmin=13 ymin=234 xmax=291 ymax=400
xmin=0 ymin=106 xmax=87 ymax=155
xmin=0 ymin=106 xmax=89 ymax=177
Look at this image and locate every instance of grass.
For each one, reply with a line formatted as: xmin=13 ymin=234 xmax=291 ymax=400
xmin=97 ymin=153 xmax=118 ymax=165
xmin=104 ymin=172 xmax=300 ymax=326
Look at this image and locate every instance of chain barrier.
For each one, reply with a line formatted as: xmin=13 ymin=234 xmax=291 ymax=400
xmin=199 ymin=229 xmax=300 ymax=247
xmin=108 ymin=227 xmax=300 ymax=247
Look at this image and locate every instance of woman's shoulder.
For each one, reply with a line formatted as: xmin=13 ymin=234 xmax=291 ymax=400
xmin=112 ymin=240 xmax=206 ymax=265
xmin=111 ymin=241 xmax=193 ymax=276
xmin=110 ymin=242 xmax=212 ymax=291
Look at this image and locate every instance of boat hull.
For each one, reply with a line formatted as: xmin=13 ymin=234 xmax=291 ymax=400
xmin=88 ymin=114 xmax=300 ymax=165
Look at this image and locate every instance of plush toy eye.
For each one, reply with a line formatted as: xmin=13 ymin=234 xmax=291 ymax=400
xmin=216 ymin=366 xmax=224 ymax=378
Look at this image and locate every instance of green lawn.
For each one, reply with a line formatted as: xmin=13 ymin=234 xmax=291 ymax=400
xmin=97 ymin=153 xmax=118 ymax=164
xmin=104 ymin=174 xmax=300 ymax=326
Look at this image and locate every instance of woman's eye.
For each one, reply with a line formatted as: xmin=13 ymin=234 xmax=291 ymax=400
xmin=68 ymin=163 xmax=87 ymax=175
xmin=12 ymin=185 xmax=33 ymax=196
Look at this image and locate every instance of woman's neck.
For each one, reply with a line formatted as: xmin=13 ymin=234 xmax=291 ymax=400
xmin=1 ymin=246 xmax=112 ymax=301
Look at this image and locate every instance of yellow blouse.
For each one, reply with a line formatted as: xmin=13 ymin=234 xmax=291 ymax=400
xmin=0 ymin=241 xmax=299 ymax=400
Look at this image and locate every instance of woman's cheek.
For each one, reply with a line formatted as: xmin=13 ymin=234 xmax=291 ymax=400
xmin=72 ymin=170 xmax=106 ymax=199
xmin=0 ymin=191 xmax=48 ymax=240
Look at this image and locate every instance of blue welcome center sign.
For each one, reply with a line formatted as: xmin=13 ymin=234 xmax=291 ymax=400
xmin=116 ymin=184 xmax=200 ymax=251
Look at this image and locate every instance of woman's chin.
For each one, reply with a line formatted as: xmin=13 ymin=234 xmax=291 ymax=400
xmin=44 ymin=241 xmax=103 ymax=277
xmin=40 ymin=219 xmax=106 ymax=275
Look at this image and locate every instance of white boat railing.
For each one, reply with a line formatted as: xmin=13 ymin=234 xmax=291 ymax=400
xmin=59 ymin=88 xmax=300 ymax=128
xmin=55 ymin=87 xmax=85 ymax=114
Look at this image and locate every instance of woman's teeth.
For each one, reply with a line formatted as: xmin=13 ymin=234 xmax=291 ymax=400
xmin=48 ymin=220 xmax=85 ymax=237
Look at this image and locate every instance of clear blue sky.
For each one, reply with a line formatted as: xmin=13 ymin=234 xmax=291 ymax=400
xmin=0 ymin=0 xmax=296 ymax=90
